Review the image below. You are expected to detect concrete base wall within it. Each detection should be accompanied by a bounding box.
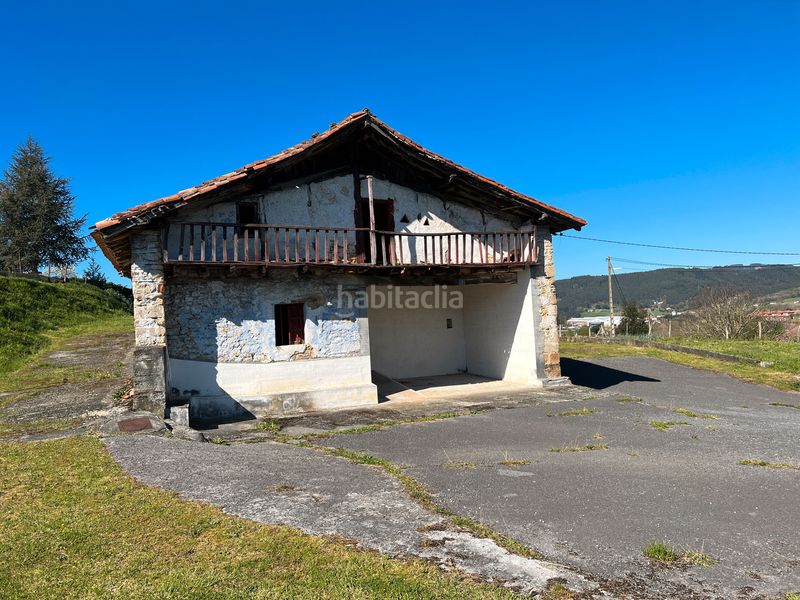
[368,286,466,379]
[133,346,168,415]
[169,356,378,419]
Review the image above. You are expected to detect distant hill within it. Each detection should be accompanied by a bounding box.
[556,264,800,319]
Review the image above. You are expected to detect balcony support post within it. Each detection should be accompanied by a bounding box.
[365,175,377,265]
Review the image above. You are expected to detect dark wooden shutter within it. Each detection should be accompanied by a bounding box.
[286,304,304,344]
[275,303,305,346]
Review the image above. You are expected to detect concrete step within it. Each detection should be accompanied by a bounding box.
[371,371,425,403]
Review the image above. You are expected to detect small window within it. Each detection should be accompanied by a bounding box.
[275,303,305,346]
[237,202,259,225]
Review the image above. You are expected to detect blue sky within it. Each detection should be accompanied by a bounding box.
[2,1,798,283]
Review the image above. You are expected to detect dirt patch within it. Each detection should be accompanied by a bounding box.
[1,331,134,430]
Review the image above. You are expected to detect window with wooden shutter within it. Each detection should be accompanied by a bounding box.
[275,303,305,346]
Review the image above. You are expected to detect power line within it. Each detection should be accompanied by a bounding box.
[612,269,629,306]
[611,257,800,270]
[556,233,800,256]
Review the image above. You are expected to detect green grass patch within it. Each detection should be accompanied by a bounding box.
[614,396,642,403]
[671,338,800,374]
[643,541,716,567]
[256,418,281,434]
[739,458,800,471]
[785,593,800,600]
[683,549,718,567]
[0,276,131,375]
[541,580,577,599]
[0,437,520,599]
[674,408,719,420]
[642,541,680,562]
[561,341,800,392]
[547,408,593,417]
[650,420,689,431]
[673,408,697,417]
[549,444,607,453]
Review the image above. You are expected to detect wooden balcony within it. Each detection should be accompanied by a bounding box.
[161,223,538,270]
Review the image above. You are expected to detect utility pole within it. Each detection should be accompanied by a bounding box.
[607,256,615,337]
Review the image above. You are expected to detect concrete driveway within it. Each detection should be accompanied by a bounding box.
[331,357,800,598]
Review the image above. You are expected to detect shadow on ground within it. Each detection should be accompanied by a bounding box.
[561,357,660,389]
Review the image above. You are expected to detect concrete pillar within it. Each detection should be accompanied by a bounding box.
[130,230,168,414]
[532,228,563,381]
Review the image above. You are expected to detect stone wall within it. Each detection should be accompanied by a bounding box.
[532,229,562,380]
[130,230,168,413]
[163,271,368,364]
[132,231,166,345]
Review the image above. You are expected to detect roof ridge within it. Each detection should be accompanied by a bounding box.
[94,109,585,233]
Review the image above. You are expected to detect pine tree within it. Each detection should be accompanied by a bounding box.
[0,137,88,273]
[618,303,649,336]
[83,257,107,286]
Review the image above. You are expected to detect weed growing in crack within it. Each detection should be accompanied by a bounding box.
[674,408,719,420]
[294,442,542,560]
[643,541,716,567]
[541,579,576,599]
[499,451,530,466]
[650,420,689,431]
[770,402,800,410]
[550,444,607,453]
[739,458,800,471]
[547,408,593,417]
[256,419,281,434]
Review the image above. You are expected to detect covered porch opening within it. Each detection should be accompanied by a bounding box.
[367,271,541,402]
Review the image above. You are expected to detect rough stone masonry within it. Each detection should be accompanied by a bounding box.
[130,229,168,413]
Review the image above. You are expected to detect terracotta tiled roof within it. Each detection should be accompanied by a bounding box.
[92,110,586,274]
[94,109,585,232]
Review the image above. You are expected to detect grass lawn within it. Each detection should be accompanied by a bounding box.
[669,338,800,374]
[561,340,800,392]
[0,276,131,375]
[0,437,519,599]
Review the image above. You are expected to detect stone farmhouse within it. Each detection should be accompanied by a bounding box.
[92,110,587,422]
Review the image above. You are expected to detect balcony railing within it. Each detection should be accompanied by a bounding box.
[162,223,538,268]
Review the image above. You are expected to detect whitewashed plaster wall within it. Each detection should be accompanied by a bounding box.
[359,178,524,264]
[462,271,540,385]
[164,176,525,263]
[367,285,466,379]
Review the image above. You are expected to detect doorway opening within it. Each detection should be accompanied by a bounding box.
[356,198,394,263]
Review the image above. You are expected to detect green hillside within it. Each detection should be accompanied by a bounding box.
[556,264,800,319]
[0,276,132,374]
